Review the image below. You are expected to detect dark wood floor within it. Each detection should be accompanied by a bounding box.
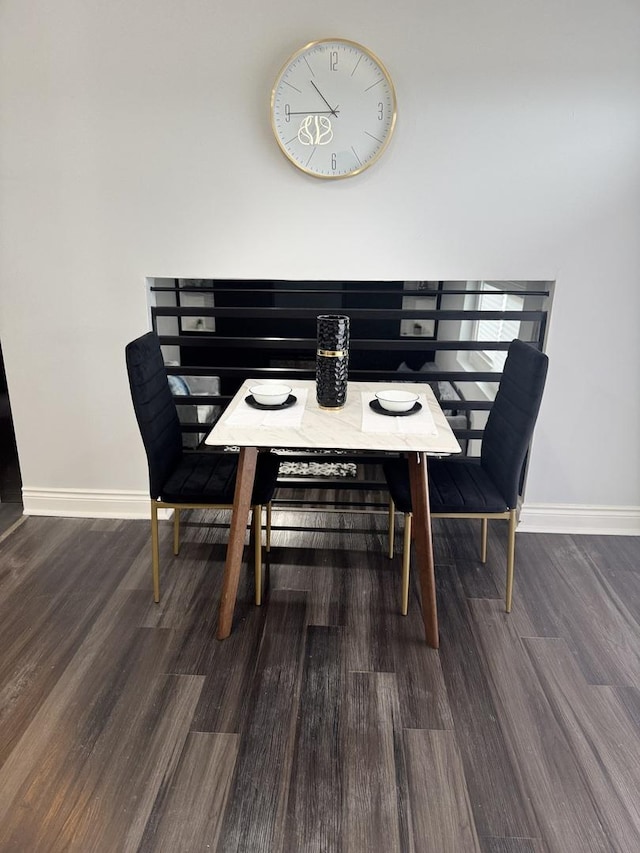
[0,497,639,851]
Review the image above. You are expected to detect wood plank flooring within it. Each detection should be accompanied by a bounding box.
[0,503,639,851]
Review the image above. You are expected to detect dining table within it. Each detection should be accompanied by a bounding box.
[204,379,461,647]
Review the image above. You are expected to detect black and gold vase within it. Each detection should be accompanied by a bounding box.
[316,314,350,409]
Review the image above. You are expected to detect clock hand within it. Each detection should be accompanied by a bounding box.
[287,109,340,115]
[310,80,339,117]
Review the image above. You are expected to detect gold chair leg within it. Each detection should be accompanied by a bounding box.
[253,504,263,606]
[388,498,395,558]
[151,500,160,603]
[401,512,412,615]
[505,509,517,612]
[173,507,181,556]
[266,502,272,552]
[480,517,488,563]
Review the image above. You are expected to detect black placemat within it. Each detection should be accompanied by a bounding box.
[369,399,422,417]
[245,394,297,411]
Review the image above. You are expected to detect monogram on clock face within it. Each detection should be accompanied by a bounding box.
[271,39,397,179]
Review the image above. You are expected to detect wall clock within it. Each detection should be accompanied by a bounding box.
[270,38,397,179]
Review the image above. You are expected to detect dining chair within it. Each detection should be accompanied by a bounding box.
[384,339,549,615]
[125,331,280,604]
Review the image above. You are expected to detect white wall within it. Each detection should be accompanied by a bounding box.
[1,0,639,530]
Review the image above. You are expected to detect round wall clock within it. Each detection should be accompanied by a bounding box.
[270,38,397,179]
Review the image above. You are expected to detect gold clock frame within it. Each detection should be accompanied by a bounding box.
[270,38,397,180]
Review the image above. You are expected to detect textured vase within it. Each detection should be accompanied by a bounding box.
[316,314,350,409]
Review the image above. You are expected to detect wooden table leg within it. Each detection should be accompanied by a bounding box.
[217,446,258,639]
[407,452,439,648]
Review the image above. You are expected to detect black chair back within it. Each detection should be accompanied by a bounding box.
[125,331,183,499]
[481,339,549,506]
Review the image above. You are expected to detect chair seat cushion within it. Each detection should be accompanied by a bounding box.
[160,451,280,506]
[383,457,509,515]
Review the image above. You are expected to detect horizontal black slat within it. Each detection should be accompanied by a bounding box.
[161,335,314,349]
[151,284,550,298]
[158,334,540,351]
[174,393,492,412]
[274,476,373,487]
[153,305,545,322]
[172,394,229,405]
[167,365,313,378]
[272,497,390,509]
[181,424,481,442]
[272,451,392,463]
[441,400,493,411]
[167,364,504,383]
[179,423,215,433]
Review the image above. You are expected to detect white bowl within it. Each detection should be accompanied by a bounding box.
[249,384,292,406]
[375,389,419,412]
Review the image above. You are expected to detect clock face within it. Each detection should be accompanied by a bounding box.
[271,39,397,179]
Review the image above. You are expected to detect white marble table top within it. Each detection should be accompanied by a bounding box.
[205,379,461,456]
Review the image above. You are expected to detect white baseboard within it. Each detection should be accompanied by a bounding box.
[519,503,640,535]
[19,489,640,536]
[22,488,152,519]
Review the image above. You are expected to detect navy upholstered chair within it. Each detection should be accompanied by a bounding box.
[384,339,549,615]
[126,331,280,604]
